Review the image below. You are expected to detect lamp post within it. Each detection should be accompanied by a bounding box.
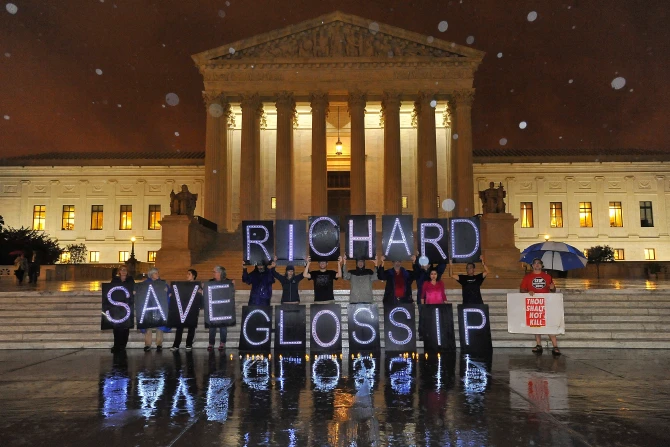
[544,235,550,242]
[335,106,343,155]
[126,236,138,278]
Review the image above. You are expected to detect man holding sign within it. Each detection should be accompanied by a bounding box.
[520,258,560,356]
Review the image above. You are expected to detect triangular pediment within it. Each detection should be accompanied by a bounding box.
[192,11,484,64]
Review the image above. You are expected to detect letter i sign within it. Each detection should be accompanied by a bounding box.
[525,297,546,328]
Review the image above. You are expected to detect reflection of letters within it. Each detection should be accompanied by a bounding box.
[171,377,196,417]
[206,377,232,422]
[137,371,166,418]
[311,356,340,392]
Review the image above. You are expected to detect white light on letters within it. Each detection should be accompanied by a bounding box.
[312,356,340,392]
[463,354,488,393]
[102,374,129,417]
[388,307,413,345]
[463,308,487,345]
[242,358,270,391]
[385,218,411,256]
[352,307,377,345]
[208,284,232,322]
[309,216,339,257]
[420,222,447,260]
[206,377,232,421]
[139,284,167,324]
[172,284,199,324]
[389,357,413,395]
[450,219,480,259]
[246,224,271,261]
[105,286,131,324]
[311,309,341,348]
[242,309,271,346]
[279,310,302,345]
[171,376,196,417]
[352,356,377,391]
[137,371,165,418]
[288,223,294,261]
[348,219,374,259]
[435,308,442,346]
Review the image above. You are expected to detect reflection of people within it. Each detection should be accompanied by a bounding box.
[110,266,134,353]
[28,252,40,284]
[14,253,28,285]
[420,268,447,304]
[171,269,200,352]
[242,260,276,306]
[141,267,171,352]
[448,256,489,305]
[304,256,342,303]
[377,255,415,305]
[207,266,232,352]
[271,256,306,304]
[342,255,378,303]
[520,258,560,356]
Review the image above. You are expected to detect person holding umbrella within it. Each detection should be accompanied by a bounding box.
[520,258,560,356]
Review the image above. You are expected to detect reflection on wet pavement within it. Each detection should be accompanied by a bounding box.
[0,348,669,446]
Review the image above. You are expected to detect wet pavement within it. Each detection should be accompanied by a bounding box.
[0,348,668,446]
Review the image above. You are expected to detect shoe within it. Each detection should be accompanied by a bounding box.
[144,346,151,352]
[185,345,192,351]
[218,343,225,352]
[169,346,179,352]
[531,345,543,354]
[156,345,162,352]
[207,345,214,352]
[110,346,117,353]
[552,347,562,356]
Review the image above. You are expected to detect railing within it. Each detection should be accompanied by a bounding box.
[195,215,218,232]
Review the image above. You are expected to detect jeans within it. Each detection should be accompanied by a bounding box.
[173,327,196,348]
[208,326,227,346]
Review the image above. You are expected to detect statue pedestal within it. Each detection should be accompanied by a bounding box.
[479,212,523,288]
[155,215,217,279]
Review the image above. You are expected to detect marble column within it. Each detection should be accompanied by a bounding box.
[310,93,329,216]
[203,93,230,231]
[451,89,475,217]
[381,92,402,215]
[348,91,367,215]
[240,94,263,222]
[275,92,296,220]
[415,92,438,218]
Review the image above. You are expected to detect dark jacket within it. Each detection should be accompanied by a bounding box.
[272,270,304,303]
[377,266,414,304]
[413,261,447,301]
[242,267,275,306]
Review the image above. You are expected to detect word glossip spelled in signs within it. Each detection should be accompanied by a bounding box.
[243,215,481,265]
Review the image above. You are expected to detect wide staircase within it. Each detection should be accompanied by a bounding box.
[1,289,669,350]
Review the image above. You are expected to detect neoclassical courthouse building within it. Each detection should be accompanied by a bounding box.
[1,12,669,265]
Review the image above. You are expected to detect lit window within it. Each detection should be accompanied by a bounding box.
[549,202,563,228]
[271,197,277,210]
[613,249,624,260]
[640,201,654,227]
[91,205,104,230]
[61,205,75,230]
[120,205,132,230]
[401,196,408,209]
[609,201,623,227]
[89,251,100,263]
[33,205,46,230]
[59,251,71,263]
[119,251,130,262]
[148,205,161,230]
[147,251,157,262]
[644,248,656,260]
[520,202,533,228]
[579,202,593,227]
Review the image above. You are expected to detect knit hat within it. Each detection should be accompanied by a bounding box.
[285,265,295,272]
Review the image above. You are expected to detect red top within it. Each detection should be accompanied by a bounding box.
[520,272,554,293]
[394,269,405,298]
[421,281,447,304]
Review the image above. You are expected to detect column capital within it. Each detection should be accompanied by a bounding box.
[202,91,225,107]
[240,93,263,117]
[309,92,329,116]
[414,91,436,111]
[275,91,296,110]
[451,89,476,107]
[347,90,367,113]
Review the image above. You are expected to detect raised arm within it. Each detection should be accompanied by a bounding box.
[341,254,351,280]
[242,265,252,285]
[481,255,489,278]
[377,256,386,280]
[303,256,311,279]
[448,259,459,281]
[335,256,343,279]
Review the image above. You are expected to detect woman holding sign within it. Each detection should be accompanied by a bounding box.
[170,269,200,352]
[420,268,448,305]
[110,266,134,353]
[520,258,560,356]
[208,265,232,352]
[271,256,306,304]
[141,267,171,352]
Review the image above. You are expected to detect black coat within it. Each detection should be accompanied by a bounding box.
[377,267,414,304]
[272,270,304,303]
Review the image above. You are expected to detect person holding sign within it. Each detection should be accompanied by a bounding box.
[170,269,200,352]
[377,255,415,305]
[271,256,306,304]
[208,265,233,351]
[242,260,276,306]
[520,258,560,356]
[414,255,447,340]
[420,268,447,304]
[110,266,134,353]
[448,256,489,305]
[141,267,171,352]
[304,256,342,303]
[342,255,378,303]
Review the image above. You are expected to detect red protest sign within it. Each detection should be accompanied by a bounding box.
[525,297,546,327]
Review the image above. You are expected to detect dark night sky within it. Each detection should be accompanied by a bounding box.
[1,0,668,157]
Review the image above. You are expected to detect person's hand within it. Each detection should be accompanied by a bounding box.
[338,256,343,264]
[528,290,535,296]
[343,254,347,261]
[449,258,453,265]
[381,255,386,263]
[410,255,416,263]
[307,256,311,263]
[274,255,278,262]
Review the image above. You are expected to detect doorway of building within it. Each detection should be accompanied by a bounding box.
[327,171,350,227]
